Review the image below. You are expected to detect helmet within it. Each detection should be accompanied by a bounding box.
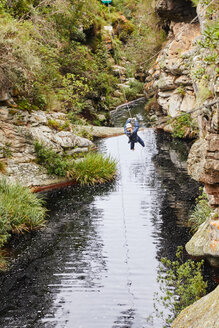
[126,123,132,129]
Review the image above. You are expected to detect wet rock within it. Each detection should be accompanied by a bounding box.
[171,285,219,328]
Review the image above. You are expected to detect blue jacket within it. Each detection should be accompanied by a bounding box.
[124,118,139,142]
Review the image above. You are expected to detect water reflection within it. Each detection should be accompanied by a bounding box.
[0,128,214,328]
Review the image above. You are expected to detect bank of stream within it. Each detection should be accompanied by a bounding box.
[0,101,217,328]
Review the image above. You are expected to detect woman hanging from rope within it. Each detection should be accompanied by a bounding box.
[124,118,145,151]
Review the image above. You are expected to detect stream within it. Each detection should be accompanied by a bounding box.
[0,102,216,327]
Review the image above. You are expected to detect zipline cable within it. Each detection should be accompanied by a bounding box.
[116,134,135,310]
[155,99,219,126]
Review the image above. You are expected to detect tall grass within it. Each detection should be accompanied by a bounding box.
[0,178,47,248]
[69,153,117,185]
[35,142,117,185]
[188,189,211,233]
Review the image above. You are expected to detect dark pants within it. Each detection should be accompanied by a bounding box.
[130,136,145,150]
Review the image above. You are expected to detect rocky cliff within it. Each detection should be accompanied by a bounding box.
[144,0,219,266]
[144,0,219,326]
[0,106,123,189]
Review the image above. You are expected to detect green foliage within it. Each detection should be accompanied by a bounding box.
[191,0,199,7]
[34,142,117,185]
[176,86,186,96]
[0,0,166,116]
[0,178,47,249]
[154,246,208,326]
[198,22,219,49]
[17,98,32,111]
[189,188,211,233]
[171,114,198,139]
[191,66,206,80]
[58,73,90,110]
[68,153,117,185]
[0,142,12,158]
[34,142,70,176]
[204,52,217,63]
[68,111,88,125]
[124,80,144,100]
[73,126,93,141]
[47,119,70,131]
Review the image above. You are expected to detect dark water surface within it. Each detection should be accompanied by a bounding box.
[0,125,210,328]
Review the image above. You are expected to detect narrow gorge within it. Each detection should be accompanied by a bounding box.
[0,0,218,327]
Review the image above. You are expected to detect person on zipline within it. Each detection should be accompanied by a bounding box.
[124,118,145,150]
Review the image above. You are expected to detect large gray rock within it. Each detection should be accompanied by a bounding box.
[0,108,96,187]
[185,219,209,257]
[187,138,207,182]
[171,285,219,328]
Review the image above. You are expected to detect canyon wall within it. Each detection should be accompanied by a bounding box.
[144,0,219,266]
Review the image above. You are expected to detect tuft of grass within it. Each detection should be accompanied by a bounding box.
[34,142,117,185]
[0,161,6,173]
[68,153,117,185]
[188,189,211,233]
[0,178,47,248]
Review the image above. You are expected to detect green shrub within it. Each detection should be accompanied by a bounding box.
[73,126,93,141]
[68,153,117,185]
[34,142,70,176]
[34,142,117,185]
[0,143,12,158]
[0,178,47,248]
[124,80,144,100]
[154,246,207,326]
[189,189,211,233]
[199,22,219,49]
[171,114,198,139]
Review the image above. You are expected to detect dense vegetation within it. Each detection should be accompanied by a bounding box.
[34,141,117,185]
[0,178,47,269]
[153,246,207,327]
[0,0,165,124]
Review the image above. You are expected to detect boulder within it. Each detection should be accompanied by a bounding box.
[180,92,196,112]
[171,285,219,328]
[157,72,176,91]
[187,138,207,182]
[185,219,210,257]
[168,93,183,117]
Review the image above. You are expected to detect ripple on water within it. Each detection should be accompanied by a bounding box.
[0,127,211,328]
